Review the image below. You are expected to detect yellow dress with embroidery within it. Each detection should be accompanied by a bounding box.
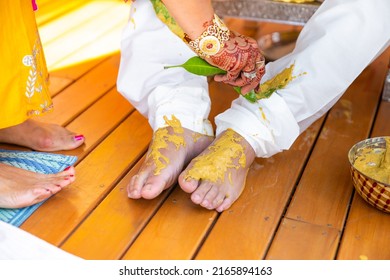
[0,0,52,129]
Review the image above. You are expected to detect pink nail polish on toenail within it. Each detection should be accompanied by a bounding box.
[74,135,84,141]
[64,166,71,171]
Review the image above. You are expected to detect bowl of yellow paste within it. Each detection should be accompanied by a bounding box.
[348,137,390,213]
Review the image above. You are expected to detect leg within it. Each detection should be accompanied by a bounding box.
[180,0,390,211]
[0,1,85,152]
[179,129,255,212]
[0,164,75,208]
[117,1,214,199]
[128,116,213,199]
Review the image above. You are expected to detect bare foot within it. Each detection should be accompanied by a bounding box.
[0,164,76,208]
[0,119,85,152]
[128,116,213,200]
[178,129,255,212]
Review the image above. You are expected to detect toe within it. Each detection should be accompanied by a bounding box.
[201,186,219,209]
[127,175,143,199]
[216,196,234,212]
[140,181,166,199]
[178,172,199,193]
[29,188,53,205]
[65,134,85,150]
[211,192,226,209]
[191,182,212,205]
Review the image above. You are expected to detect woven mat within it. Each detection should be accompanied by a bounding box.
[0,149,77,227]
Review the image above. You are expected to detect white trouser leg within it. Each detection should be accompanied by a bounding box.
[215,0,390,157]
[117,0,213,136]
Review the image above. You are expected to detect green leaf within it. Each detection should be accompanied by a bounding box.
[255,86,282,100]
[165,56,260,103]
[233,87,257,103]
[164,56,226,76]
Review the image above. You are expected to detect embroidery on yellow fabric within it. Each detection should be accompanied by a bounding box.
[24,36,52,116]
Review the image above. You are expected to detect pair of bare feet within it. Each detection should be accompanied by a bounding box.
[0,119,84,209]
[128,124,255,212]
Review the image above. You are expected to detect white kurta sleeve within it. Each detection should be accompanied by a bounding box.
[117,0,214,136]
[215,0,390,157]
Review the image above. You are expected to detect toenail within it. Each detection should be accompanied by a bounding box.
[74,135,84,141]
[129,190,138,197]
[64,166,71,171]
[201,200,209,207]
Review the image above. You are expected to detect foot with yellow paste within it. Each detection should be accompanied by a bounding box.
[127,115,214,200]
[178,129,255,212]
[0,164,75,208]
[0,119,85,152]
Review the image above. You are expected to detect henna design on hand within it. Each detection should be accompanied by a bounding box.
[209,31,266,95]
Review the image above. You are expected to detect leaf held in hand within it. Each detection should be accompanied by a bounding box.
[233,87,257,103]
[164,56,226,76]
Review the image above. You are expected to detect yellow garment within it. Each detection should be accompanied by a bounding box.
[0,0,52,129]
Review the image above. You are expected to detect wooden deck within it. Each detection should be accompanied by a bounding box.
[4,0,390,260]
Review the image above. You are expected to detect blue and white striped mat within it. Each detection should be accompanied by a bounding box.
[0,149,77,227]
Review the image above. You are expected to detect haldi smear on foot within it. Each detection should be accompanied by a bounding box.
[185,129,246,184]
[147,115,185,175]
[353,138,390,184]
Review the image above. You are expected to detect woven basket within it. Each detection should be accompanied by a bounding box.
[348,137,390,213]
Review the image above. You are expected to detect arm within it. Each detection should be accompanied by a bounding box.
[161,0,214,39]
[161,0,266,94]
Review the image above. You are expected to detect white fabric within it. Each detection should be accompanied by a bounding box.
[117,0,213,136]
[0,221,81,260]
[117,0,390,157]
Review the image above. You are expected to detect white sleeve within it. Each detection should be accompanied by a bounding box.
[117,0,214,136]
[215,0,390,157]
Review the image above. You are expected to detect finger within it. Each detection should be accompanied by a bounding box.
[240,78,261,94]
[240,67,265,94]
[241,52,258,73]
[255,54,266,71]
[214,70,241,83]
[240,68,265,94]
[223,71,253,87]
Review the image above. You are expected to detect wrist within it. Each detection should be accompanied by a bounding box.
[184,14,230,58]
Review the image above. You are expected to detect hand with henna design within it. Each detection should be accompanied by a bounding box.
[155,0,265,95]
[207,31,265,95]
[183,13,266,96]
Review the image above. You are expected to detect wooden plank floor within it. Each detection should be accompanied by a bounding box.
[4,0,389,260]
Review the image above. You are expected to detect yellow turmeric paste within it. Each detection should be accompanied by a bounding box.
[147,115,185,175]
[353,138,390,184]
[184,129,246,184]
[256,63,305,100]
